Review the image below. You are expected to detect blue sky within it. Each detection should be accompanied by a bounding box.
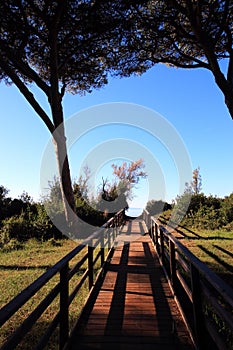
[1,62,233,208]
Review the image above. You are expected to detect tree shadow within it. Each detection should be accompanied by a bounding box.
[126,221,132,235]
[159,216,201,239]
[197,245,233,274]
[213,244,233,259]
[139,221,147,235]
[0,315,60,350]
[0,264,51,271]
[70,240,194,349]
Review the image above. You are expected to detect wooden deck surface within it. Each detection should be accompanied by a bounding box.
[69,219,194,350]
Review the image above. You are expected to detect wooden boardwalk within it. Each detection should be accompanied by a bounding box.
[69,219,194,350]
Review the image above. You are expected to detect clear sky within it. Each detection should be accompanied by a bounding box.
[1,61,233,209]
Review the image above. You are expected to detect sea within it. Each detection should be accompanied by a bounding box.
[125,207,143,218]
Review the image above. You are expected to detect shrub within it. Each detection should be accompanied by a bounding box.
[1,238,23,252]
[0,229,10,246]
[0,214,32,242]
[146,200,172,216]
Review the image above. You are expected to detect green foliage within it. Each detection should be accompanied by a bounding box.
[220,193,233,224]
[170,192,192,226]
[43,177,64,218]
[73,165,91,201]
[0,1,123,92]
[76,198,105,227]
[187,205,225,230]
[171,192,233,230]
[0,186,63,246]
[0,214,31,243]
[146,200,171,216]
[0,185,11,221]
[109,1,233,118]
[31,203,60,241]
[0,185,8,200]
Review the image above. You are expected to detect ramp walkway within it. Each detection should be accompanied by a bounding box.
[68,219,194,350]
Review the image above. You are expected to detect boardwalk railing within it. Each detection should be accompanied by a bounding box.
[143,209,233,350]
[0,210,125,350]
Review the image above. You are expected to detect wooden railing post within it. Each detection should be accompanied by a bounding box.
[60,263,69,350]
[146,212,150,230]
[190,263,205,349]
[88,243,94,290]
[169,240,177,291]
[151,222,155,243]
[155,223,159,252]
[160,226,165,264]
[114,217,118,240]
[101,233,105,267]
[107,227,111,251]
[116,213,119,228]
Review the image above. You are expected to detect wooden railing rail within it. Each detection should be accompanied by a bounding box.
[0,209,125,350]
[143,209,233,350]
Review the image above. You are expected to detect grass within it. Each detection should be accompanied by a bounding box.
[179,229,233,287]
[160,216,233,288]
[0,238,95,350]
[0,238,78,306]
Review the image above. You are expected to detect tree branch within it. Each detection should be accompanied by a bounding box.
[227,53,233,85]
[171,42,210,69]
[0,40,50,96]
[0,60,54,134]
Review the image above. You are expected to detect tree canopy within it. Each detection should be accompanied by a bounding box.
[0,1,123,127]
[110,0,233,119]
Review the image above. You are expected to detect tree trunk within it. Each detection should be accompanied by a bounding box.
[200,38,233,120]
[48,20,77,230]
[53,125,76,227]
[225,55,233,119]
[223,87,233,120]
[211,69,233,120]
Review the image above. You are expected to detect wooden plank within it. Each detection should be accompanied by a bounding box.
[69,219,194,350]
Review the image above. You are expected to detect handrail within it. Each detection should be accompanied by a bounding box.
[143,209,233,350]
[0,209,125,350]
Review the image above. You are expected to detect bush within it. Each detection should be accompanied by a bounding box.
[0,206,64,243]
[0,229,10,246]
[146,200,171,216]
[194,205,224,230]
[1,238,23,252]
[0,214,32,242]
[31,204,61,241]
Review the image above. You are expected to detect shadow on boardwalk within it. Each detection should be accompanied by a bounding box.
[69,219,194,350]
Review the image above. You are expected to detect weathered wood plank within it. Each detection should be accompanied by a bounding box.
[69,219,194,350]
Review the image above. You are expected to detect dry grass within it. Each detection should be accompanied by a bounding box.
[0,238,92,349]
